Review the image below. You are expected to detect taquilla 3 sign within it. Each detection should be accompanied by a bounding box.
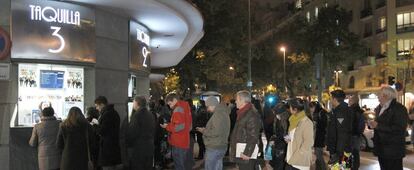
[11,0,96,63]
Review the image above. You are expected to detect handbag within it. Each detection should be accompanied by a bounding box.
[86,129,94,170]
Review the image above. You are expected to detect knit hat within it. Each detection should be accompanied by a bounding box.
[205,96,219,107]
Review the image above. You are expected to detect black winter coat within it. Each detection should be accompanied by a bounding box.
[127,107,156,168]
[313,109,328,148]
[98,104,122,166]
[373,99,408,159]
[350,104,364,136]
[327,102,353,156]
[57,123,95,170]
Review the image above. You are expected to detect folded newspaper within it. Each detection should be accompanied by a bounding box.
[235,143,259,159]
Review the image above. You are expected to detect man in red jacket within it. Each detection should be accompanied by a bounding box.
[161,93,192,170]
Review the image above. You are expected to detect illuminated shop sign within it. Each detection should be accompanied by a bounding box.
[130,21,151,71]
[11,0,96,63]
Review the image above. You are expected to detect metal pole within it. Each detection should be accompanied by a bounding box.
[283,50,286,93]
[247,0,252,92]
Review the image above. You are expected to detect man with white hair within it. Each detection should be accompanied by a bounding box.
[369,86,408,170]
[230,90,261,170]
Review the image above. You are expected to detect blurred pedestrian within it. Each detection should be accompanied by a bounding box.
[86,107,100,170]
[196,96,230,170]
[348,95,365,170]
[369,86,408,170]
[160,94,192,170]
[230,90,261,170]
[408,101,414,149]
[309,101,327,170]
[285,98,314,170]
[94,96,122,170]
[269,102,290,170]
[327,90,353,167]
[195,100,208,159]
[29,107,61,170]
[57,107,95,170]
[127,96,155,169]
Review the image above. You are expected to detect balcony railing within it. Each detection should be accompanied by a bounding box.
[376,0,386,9]
[376,27,387,34]
[397,24,414,34]
[396,0,414,8]
[363,31,373,38]
[397,50,412,60]
[360,8,373,19]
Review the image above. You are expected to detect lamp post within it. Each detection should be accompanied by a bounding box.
[334,70,342,87]
[247,0,252,92]
[280,47,287,93]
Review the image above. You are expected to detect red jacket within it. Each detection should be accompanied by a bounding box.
[166,101,192,149]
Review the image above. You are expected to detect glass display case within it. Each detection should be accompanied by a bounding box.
[17,63,84,126]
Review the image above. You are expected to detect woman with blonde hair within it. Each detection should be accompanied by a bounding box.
[57,107,94,170]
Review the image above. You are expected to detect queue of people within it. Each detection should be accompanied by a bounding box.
[28,86,409,170]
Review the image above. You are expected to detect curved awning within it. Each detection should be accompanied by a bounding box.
[66,0,204,68]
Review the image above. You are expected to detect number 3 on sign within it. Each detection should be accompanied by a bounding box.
[48,26,65,53]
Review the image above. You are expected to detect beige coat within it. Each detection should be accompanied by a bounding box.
[286,116,314,167]
[29,117,62,170]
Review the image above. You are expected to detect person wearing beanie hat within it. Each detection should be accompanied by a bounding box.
[327,90,353,168]
[196,96,230,170]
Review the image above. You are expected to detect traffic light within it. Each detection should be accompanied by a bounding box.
[388,76,395,85]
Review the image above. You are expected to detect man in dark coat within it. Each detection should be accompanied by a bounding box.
[348,95,365,170]
[127,96,155,169]
[369,86,408,170]
[230,90,262,170]
[94,96,122,169]
[327,90,353,166]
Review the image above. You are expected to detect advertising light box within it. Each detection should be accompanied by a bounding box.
[11,0,96,63]
[18,63,84,126]
[129,21,151,72]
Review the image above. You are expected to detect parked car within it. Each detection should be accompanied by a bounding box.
[360,110,412,151]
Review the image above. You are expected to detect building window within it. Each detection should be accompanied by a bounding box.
[306,12,311,22]
[366,74,373,87]
[380,42,387,55]
[397,12,414,33]
[296,0,302,9]
[364,22,373,37]
[397,39,414,59]
[315,7,319,18]
[377,17,386,33]
[349,76,355,89]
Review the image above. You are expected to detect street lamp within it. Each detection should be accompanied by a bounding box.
[280,46,287,93]
[334,70,342,87]
[229,66,235,70]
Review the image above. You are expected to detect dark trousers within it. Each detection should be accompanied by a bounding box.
[285,164,300,170]
[130,154,153,170]
[351,135,360,170]
[238,160,258,170]
[195,132,205,158]
[378,157,403,170]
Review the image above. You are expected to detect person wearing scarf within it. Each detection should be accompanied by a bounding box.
[285,98,314,170]
[230,90,262,170]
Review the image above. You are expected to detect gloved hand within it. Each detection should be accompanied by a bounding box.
[328,153,339,165]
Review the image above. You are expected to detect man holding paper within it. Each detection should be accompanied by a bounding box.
[230,90,262,170]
